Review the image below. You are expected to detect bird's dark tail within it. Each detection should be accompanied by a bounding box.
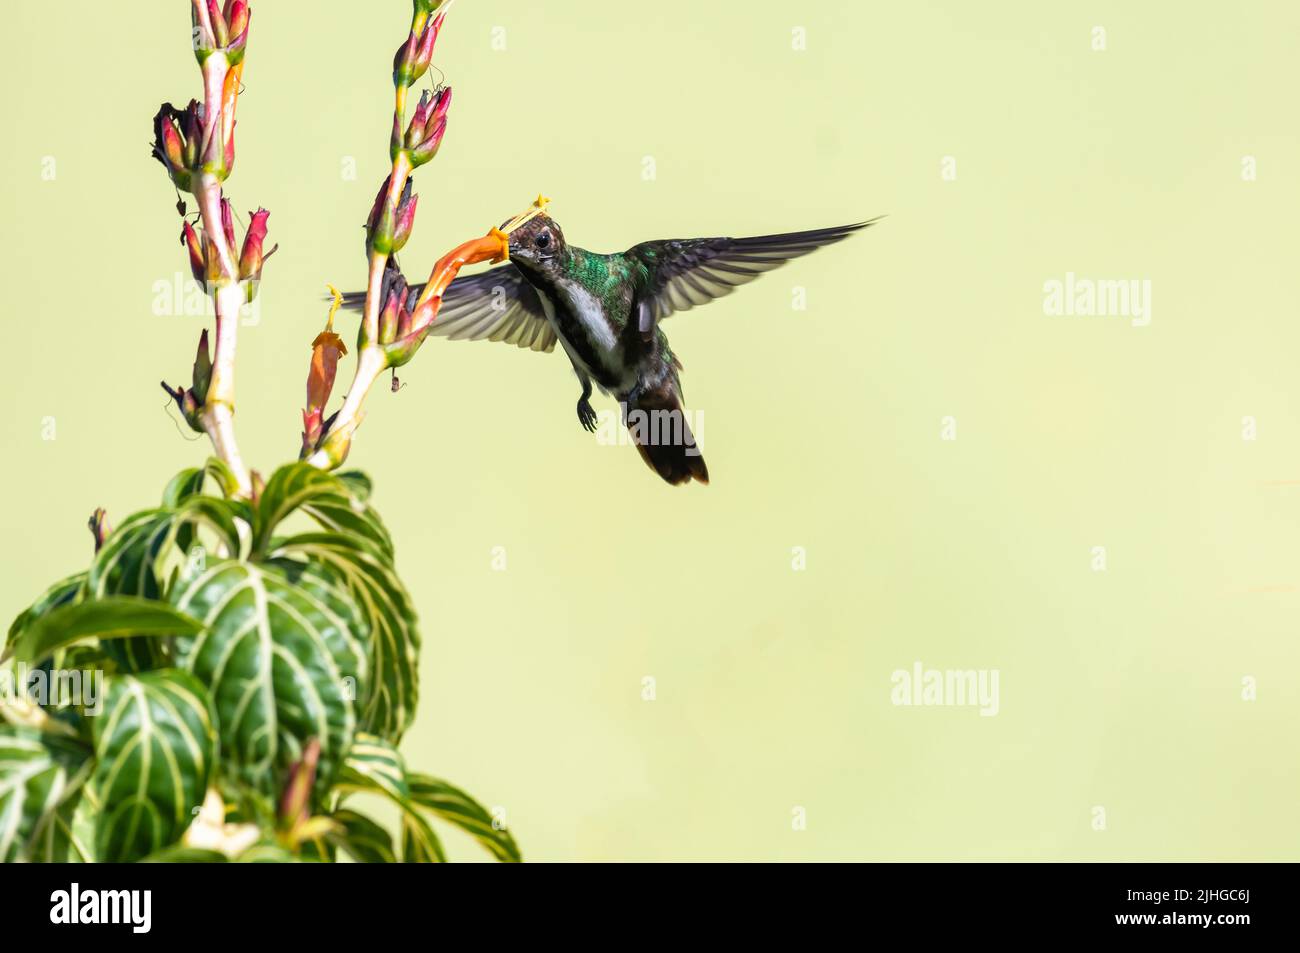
[623,381,709,486]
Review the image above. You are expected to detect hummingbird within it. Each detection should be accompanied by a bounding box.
[344,213,877,485]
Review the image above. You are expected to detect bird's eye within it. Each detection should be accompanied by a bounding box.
[536,232,551,250]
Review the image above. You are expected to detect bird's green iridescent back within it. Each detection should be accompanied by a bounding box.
[565,247,675,360]
[565,249,633,326]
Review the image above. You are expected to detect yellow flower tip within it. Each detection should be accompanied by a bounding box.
[499,195,554,237]
[324,283,343,333]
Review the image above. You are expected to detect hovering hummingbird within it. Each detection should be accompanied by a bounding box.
[344,212,877,485]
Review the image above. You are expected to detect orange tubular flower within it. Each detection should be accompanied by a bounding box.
[407,230,510,336]
[302,288,350,458]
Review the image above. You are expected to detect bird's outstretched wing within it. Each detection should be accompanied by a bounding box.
[628,219,879,322]
[340,263,557,353]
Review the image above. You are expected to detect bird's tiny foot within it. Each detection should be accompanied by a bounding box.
[577,398,598,433]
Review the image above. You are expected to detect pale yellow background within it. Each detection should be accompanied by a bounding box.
[2,1,1298,861]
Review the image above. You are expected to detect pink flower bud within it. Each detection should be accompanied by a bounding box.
[391,189,418,254]
[429,85,453,128]
[405,89,435,150]
[225,0,250,47]
[410,116,447,166]
[365,175,391,245]
[207,0,229,47]
[378,286,402,344]
[181,221,206,284]
[160,117,184,168]
[394,10,446,86]
[153,104,193,191]
[410,17,440,83]
[239,208,270,281]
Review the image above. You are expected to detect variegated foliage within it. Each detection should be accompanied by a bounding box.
[1,461,517,862]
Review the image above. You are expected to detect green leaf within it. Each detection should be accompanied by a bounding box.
[171,559,368,795]
[162,467,206,507]
[408,773,521,863]
[87,501,242,671]
[88,509,173,600]
[92,670,217,863]
[335,471,373,501]
[0,726,93,862]
[333,734,442,863]
[5,596,203,666]
[33,785,99,862]
[203,457,243,499]
[330,808,396,863]
[253,463,392,559]
[335,732,409,802]
[172,495,244,561]
[167,457,241,501]
[400,808,446,863]
[162,457,248,507]
[177,459,255,528]
[272,533,418,740]
[5,573,85,659]
[87,510,175,670]
[90,503,243,602]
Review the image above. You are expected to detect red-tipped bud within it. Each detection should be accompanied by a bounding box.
[365,175,391,250]
[405,89,435,150]
[162,381,205,433]
[239,208,270,281]
[429,85,452,128]
[391,189,418,254]
[405,87,452,160]
[379,286,402,345]
[207,0,229,47]
[181,221,206,285]
[410,17,440,84]
[152,104,193,192]
[225,0,250,48]
[396,299,415,341]
[160,118,184,168]
[410,116,447,167]
[88,508,111,554]
[393,11,441,89]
